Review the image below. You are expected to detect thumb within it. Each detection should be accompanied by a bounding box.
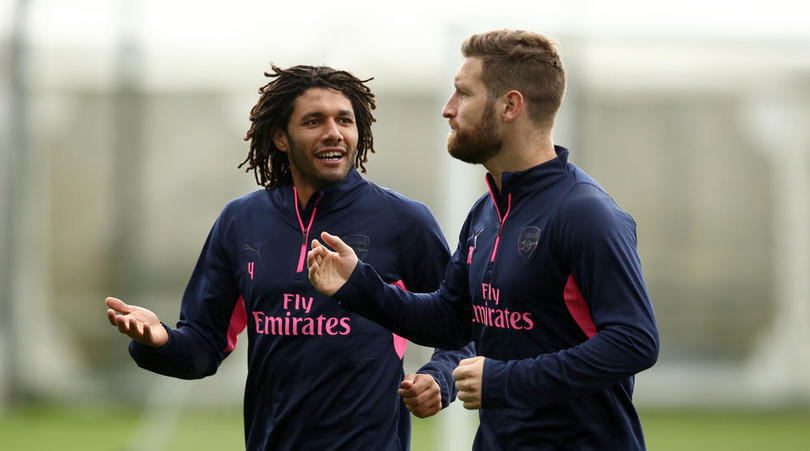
[401,373,417,389]
[105,297,133,314]
[320,231,354,255]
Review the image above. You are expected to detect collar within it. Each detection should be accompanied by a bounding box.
[273,168,367,216]
[485,145,570,202]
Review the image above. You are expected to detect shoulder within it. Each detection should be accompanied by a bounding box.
[556,181,635,241]
[469,192,492,214]
[220,189,272,216]
[210,189,274,234]
[362,181,440,225]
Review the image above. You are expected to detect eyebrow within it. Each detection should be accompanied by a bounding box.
[300,109,355,120]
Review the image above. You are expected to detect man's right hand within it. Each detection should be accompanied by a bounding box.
[307,231,358,296]
[105,297,169,347]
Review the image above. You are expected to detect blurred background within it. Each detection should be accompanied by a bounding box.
[2,0,810,450]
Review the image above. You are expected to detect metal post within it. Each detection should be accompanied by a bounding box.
[1,0,31,408]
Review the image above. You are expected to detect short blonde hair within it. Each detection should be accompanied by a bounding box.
[462,30,566,126]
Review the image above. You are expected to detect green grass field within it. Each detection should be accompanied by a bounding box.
[1,404,809,450]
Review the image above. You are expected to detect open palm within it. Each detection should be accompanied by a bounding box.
[105,296,168,347]
[307,231,359,296]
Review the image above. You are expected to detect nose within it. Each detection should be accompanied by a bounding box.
[322,118,343,143]
[442,94,456,119]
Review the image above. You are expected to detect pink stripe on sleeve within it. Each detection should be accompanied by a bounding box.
[224,296,247,352]
[563,276,597,339]
[390,280,409,360]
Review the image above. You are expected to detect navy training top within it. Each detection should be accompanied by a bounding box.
[128,169,474,450]
[334,147,659,450]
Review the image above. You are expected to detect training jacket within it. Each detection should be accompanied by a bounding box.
[128,169,473,451]
[334,147,660,450]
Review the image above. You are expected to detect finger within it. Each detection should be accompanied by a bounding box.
[308,241,324,257]
[130,317,144,337]
[106,309,119,326]
[401,373,417,387]
[135,321,147,338]
[457,357,478,366]
[307,244,319,268]
[402,396,420,410]
[453,356,483,379]
[409,393,441,418]
[410,374,434,390]
[116,316,130,335]
[308,261,319,283]
[306,248,317,269]
[412,387,438,405]
[320,231,353,255]
[398,377,416,397]
[308,245,326,267]
[452,365,467,381]
[105,297,133,314]
[454,379,468,392]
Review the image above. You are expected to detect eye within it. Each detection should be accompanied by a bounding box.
[304,119,319,126]
[339,117,354,124]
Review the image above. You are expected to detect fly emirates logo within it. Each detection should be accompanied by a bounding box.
[473,283,534,330]
[252,292,351,337]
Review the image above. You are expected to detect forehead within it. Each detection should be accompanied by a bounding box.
[454,57,484,87]
[292,87,354,116]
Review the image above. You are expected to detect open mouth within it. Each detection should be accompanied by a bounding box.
[315,147,347,161]
[317,151,344,161]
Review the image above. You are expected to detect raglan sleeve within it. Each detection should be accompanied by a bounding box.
[399,202,477,408]
[333,209,475,350]
[128,208,244,379]
[482,184,659,409]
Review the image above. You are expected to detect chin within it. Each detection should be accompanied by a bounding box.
[320,166,352,184]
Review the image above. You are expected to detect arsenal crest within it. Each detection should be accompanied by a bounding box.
[517,226,542,262]
[343,234,370,259]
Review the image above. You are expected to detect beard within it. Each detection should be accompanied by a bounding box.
[285,138,356,189]
[447,99,502,164]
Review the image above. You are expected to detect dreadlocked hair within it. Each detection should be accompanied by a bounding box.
[239,64,376,189]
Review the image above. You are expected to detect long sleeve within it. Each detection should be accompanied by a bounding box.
[335,215,476,350]
[482,183,659,409]
[417,342,476,407]
[393,203,476,407]
[129,212,242,379]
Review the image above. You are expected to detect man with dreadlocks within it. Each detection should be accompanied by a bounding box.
[105,64,474,451]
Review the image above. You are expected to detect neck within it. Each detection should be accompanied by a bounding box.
[294,185,316,211]
[484,132,556,191]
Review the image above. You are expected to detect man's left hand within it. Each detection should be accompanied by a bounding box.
[452,356,485,410]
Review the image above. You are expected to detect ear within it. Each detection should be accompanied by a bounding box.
[501,90,524,123]
[273,128,289,152]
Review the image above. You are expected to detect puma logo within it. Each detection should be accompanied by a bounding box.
[243,242,266,262]
[472,227,485,247]
[467,227,485,264]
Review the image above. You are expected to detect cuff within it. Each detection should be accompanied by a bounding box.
[332,261,376,310]
[481,357,512,409]
[128,323,174,359]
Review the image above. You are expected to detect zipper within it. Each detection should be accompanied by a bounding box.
[485,178,512,263]
[293,187,321,273]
